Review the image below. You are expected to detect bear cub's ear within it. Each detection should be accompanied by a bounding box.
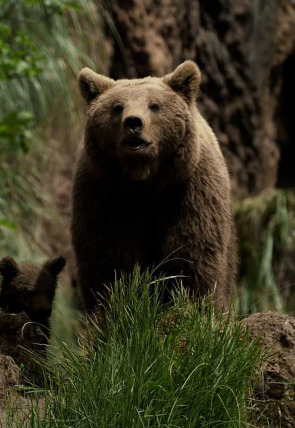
[162,60,201,104]
[78,67,115,104]
[0,257,19,280]
[44,256,66,278]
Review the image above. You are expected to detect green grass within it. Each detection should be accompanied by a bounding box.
[6,268,263,428]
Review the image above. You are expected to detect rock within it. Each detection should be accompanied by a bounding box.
[0,355,21,427]
[0,353,45,427]
[242,311,295,427]
[0,355,20,401]
[104,0,295,198]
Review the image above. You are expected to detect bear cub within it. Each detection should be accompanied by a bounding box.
[0,256,66,332]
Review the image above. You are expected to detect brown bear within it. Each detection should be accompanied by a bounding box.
[72,60,237,314]
[0,256,66,332]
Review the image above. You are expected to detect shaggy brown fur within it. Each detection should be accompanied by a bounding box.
[0,256,66,331]
[72,60,237,314]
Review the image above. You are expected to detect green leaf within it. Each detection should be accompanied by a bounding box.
[0,219,18,230]
[0,111,35,153]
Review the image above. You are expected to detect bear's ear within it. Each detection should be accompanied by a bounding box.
[162,61,201,104]
[44,256,66,278]
[0,257,19,281]
[78,67,115,104]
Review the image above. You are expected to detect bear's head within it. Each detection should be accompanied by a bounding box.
[79,61,201,183]
[0,256,66,325]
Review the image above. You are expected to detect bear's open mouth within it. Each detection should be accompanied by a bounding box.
[122,137,151,151]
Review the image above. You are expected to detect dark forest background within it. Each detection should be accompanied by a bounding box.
[1,0,295,337]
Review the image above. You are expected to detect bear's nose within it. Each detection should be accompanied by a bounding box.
[124,115,144,134]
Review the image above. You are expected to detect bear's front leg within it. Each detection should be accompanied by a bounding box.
[155,181,234,314]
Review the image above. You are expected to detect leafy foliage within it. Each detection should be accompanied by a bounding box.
[0,8,41,153]
[0,0,96,150]
[0,23,44,81]
[0,111,34,153]
[0,0,100,257]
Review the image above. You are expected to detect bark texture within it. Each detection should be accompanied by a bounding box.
[103,0,295,198]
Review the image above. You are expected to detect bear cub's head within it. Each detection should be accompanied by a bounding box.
[79,61,201,182]
[0,256,66,327]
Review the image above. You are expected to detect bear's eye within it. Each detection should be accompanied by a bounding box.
[149,103,161,112]
[113,103,124,114]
